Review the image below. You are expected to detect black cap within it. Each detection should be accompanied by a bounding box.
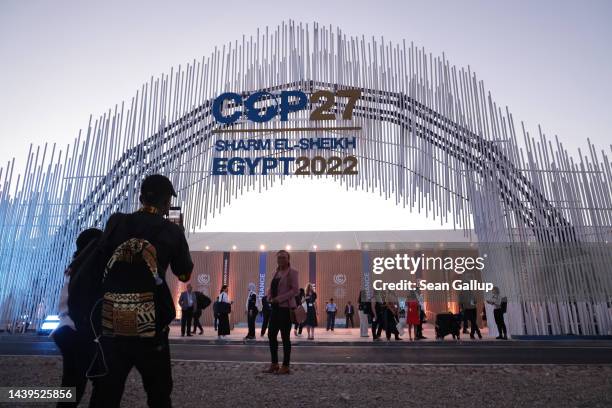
[140,174,177,200]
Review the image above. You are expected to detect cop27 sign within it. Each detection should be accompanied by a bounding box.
[211,89,362,176]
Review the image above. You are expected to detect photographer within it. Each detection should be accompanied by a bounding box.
[91,174,193,408]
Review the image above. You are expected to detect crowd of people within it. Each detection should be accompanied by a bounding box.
[48,173,509,407]
[178,281,508,344]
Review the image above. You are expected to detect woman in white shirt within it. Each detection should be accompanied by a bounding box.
[486,286,508,339]
[217,285,232,339]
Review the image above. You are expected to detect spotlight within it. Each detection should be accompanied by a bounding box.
[336,244,342,250]
[232,245,237,250]
[286,245,292,250]
[259,244,266,251]
[204,245,210,250]
[38,315,60,335]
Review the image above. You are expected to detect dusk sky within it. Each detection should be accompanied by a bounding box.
[1,0,610,231]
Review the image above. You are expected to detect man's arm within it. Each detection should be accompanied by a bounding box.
[170,224,194,283]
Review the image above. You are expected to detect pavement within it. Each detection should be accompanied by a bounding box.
[2,326,612,365]
[2,326,612,407]
[1,356,611,408]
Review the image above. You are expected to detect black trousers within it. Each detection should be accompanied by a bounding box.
[191,310,203,333]
[261,312,270,336]
[268,306,292,366]
[374,312,385,338]
[53,326,89,407]
[247,308,257,337]
[494,309,507,338]
[345,314,354,328]
[326,312,336,330]
[217,312,230,336]
[181,309,193,335]
[92,334,172,408]
[465,308,481,337]
[461,310,469,332]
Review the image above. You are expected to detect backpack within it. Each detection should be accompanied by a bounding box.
[195,292,211,311]
[100,217,175,339]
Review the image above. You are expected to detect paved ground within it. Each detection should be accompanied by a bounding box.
[166,324,480,342]
[2,334,612,364]
[1,356,611,408]
[2,332,612,407]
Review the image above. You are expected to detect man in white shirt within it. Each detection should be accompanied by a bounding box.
[179,284,196,337]
[326,298,337,331]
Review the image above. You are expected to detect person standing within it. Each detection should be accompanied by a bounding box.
[245,283,258,340]
[217,285,232,340]
[326,298,337,331]
[458,290,470,334]
[344,301,355,328]
[487,286,508,340]
[263,250,299,375]
[414,287,427,340]
[191,291,207,335]
[373,293,385,340]
[384,298,402,341]
[52,228,102,408]
[464,290,482,339]
[293,288,305,337]
[91,174,193,408]
[406,292,420,341]
[260,295,272,337]
[179,284,196,337]
[304,283,318,340]
[357,290,371,337]
[212,297,219,331]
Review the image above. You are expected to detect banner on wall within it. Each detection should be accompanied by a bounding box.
[222,251,230,286]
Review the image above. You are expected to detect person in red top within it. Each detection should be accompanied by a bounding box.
[263,250,299,375]
[406,292,420,341]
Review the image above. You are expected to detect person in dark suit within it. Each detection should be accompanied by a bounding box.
[190,291,206,335]
[260,295,272,337]
[179,284,196,336]
[245,283,258,340]
[344,301,355,328]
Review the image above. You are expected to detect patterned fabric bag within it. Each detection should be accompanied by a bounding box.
[101,238,163,338]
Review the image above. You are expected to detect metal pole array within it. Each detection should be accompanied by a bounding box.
[0,21,610,335]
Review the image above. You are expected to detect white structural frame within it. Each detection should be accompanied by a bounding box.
[0,21,610,335]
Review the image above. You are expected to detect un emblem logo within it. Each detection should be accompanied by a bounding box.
[197,274,210,285]
[333,274,347,285]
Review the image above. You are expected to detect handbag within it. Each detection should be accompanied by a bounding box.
[218,301,231,314]
[291,304,307,324]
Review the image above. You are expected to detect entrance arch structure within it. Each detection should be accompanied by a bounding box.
[0,21,610,335]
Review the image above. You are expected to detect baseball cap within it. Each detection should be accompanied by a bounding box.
[140,174,177,199]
